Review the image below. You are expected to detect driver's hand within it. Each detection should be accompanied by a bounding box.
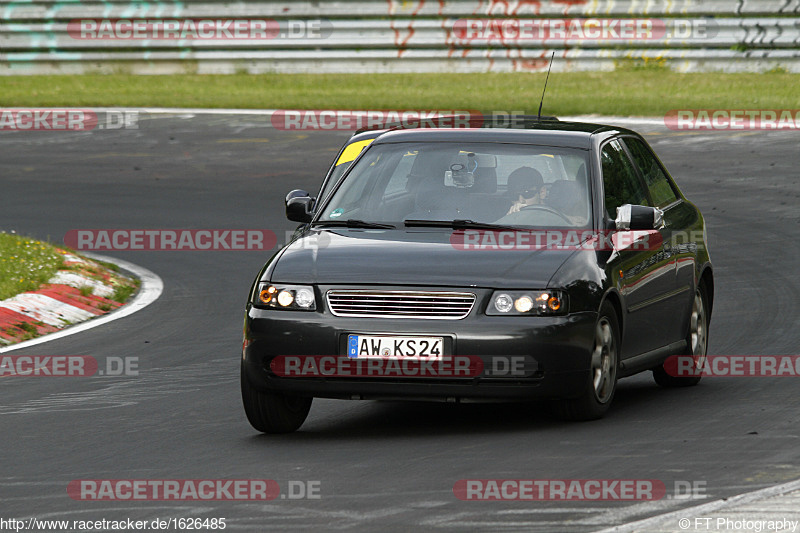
[507,201,524,215]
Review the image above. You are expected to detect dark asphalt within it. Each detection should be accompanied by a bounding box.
[1,114,799,532]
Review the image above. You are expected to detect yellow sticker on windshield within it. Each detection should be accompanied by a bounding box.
[336,139,375,166]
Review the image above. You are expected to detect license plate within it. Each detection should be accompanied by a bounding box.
[347,335,444,360]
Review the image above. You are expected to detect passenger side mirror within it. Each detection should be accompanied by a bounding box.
[615,204,664,231]
[285,190,314,223]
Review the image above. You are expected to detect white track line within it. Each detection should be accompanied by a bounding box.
[0,253,163,354]
[595,478,800,533]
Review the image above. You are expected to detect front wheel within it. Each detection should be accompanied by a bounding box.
[551,301,620,421]
[653,284,709,388]
[241,363,312,433]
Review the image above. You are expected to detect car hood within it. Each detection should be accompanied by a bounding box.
[269,229,577,288]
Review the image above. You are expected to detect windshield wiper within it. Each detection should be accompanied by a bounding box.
[404,219,523,231]
[313,219,396,229]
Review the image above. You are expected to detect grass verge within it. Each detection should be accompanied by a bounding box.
[1,71,799,116]
[0,232,64,301]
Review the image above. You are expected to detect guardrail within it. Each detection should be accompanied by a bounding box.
[2,1,799,74]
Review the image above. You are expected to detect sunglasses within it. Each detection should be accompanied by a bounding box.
[519,186,545,198]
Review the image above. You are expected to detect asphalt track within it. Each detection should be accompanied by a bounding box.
[1,114,799,532]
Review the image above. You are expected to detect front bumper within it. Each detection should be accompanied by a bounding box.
[242,288,597,401]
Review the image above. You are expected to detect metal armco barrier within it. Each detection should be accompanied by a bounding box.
[1,1,799,74]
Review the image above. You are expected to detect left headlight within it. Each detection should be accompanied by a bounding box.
[486,290,567,316]
[256,283,316,311]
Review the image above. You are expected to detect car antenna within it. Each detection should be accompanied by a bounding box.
[537,51,556,122]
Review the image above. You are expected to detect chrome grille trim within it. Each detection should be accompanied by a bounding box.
[326,290,475,320]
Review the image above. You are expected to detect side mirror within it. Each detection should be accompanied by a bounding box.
[286,196,314,223]
[285,189,310,204]
[615,204,665,231]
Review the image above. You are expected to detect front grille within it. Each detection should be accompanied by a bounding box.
[326,290,475,320]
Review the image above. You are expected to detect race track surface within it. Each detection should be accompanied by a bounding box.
[1,114,799,531]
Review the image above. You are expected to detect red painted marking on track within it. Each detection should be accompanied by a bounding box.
[40,284,120,308]
[0,306,59,342]
[0,307,32,328]
[36,288,105,315]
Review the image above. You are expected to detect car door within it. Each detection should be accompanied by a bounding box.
[621,136,695,343]
[599,138,676,358]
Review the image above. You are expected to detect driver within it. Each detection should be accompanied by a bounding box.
[506,166,546,215]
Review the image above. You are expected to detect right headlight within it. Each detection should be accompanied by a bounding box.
[255,283,316,311]
[486,290,567,316]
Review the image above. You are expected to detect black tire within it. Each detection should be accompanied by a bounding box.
[551,301,620,421]
[241,363,312,433]
[653,284,709,388]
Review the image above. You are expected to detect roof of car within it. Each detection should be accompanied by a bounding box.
[356,116,635,150]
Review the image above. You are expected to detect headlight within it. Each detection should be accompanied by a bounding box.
[256,283,316,311]
[486,290,567,316]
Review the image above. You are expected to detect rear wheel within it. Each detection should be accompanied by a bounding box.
[241,363,312,433]
[653,284,709,388]
[551,301,619,421]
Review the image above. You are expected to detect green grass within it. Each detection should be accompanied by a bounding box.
[14,321,41,341]
[0,233,64,301]
[1,72,799,116]
[94,259,121,273]
[110,280,139,304]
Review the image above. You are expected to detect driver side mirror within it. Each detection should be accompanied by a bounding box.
[615,204,665,231]
[285,189,314,223]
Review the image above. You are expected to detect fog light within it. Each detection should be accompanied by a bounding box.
[295,288,315,308]
[494,293,513,313]
[277,290,294,307]
[514,295,534,313]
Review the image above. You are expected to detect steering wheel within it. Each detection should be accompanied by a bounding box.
[520,204,574,225]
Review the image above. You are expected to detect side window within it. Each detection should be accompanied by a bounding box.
[333,152,384,213]
[601,139,650,220]
[623,137,679,208]
[318,139,375,205]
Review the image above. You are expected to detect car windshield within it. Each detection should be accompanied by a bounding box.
[317,142,592,229]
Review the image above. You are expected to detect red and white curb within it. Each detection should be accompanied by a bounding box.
[0,252,162,353]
